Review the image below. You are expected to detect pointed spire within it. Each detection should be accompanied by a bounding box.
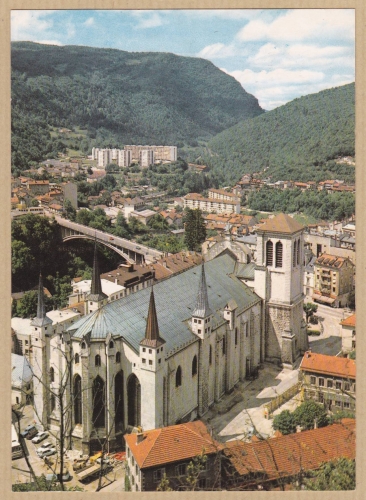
[87,239,107,302]
[31,273,52,327]
[192,263,212,318]
[140,287,165,348]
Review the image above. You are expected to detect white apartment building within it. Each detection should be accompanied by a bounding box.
[139,149,155,168]
[183,193,240,214]
[125,145,177,162]
[208,188,241,202]
[118,149,132,167]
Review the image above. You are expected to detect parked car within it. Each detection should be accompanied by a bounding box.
[32,431,48,444]
[36,442,52,455]
[26,427,39,440]
[39,447,57,458]
[20,424,36,438]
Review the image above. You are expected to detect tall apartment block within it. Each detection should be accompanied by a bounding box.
[125,145,177,162]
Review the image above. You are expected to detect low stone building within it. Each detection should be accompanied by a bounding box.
[124,420,221,491]
[299,351,355,412]
[340,314,356,353]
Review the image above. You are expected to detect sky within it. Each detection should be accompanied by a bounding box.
[11,9,355,110]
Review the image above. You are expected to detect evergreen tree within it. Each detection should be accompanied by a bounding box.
[184,208,206,251]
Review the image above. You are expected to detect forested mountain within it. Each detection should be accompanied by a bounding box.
[205,84,355,184]
[11,42,263,171]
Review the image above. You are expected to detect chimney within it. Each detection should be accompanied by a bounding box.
[136,433,145,444]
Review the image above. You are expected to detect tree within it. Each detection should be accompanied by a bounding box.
[293,400,329,430]
[147,214,170,231]
[303,303,318,323]
[184,208,206,251]
[304,458,355,490]
[272,410,297,435]
[348,290,355,310]
[31,199,40,207]
[63,199,76,221]
[156,472,173,491]
[13,291,51,319]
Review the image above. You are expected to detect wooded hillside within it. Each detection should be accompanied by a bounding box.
[206,83,355,184]
[11,42,263,171]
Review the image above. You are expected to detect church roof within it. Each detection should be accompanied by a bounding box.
[257,213,304,234]
[68,254,261,356]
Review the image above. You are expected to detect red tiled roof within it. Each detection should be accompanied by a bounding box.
[315,253,353,269]
[224,420,355,481]
[124,420,221,469]
[340,314,356,327]
[300,352,355,379]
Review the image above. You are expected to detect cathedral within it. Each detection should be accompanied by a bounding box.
[30,213,308,454]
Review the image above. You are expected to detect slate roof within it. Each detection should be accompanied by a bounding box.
[257,213,304,234]
[224,419,355,481]
[68,254,261,355]
[124,420,221,469]
[235,262,256,280]
[11,354,32,387]
[300,352,356,379]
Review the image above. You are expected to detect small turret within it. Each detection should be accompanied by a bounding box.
[139,288,166,372]
[192,264,212,339]
[31,273,52,328]
[85,239,108,314]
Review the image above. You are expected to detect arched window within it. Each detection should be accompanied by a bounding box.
[176,366,182,387]
[74,375,82,424]
[81,342,86,349]
[50,367,54,383]
[275,241,283,267]
[92,376,105,428]
[75,353,80,364]
[192,355,198,376]
[95,354,101,367]
[266,240,273,266]
[293,240,297,267]
[222,337,226,355]
[50,394,56,412]
[115,370,124,429]
[127,374,141,427]
[109,340,114,349]
[297,238,300,265]
[116,351,121,363]
[235,327,238,346]
[209,345,212,365]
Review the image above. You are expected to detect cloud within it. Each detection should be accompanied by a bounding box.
[197,43,240,59]
[84,17,95,27]
[237,9,354,42]
[222,66,353,109]
[11,11,53,40]
[249,43,354,70]
[131,11,165,29]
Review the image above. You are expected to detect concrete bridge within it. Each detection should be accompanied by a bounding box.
[53,216,164,264]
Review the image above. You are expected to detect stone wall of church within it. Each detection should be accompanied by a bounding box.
[165,342,199,425]
[266,304,291,362]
